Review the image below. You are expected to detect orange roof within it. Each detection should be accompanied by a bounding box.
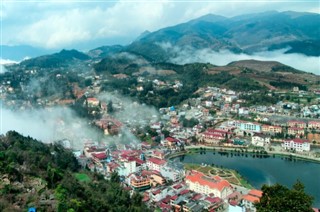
[248,189,263,198]
[185,171,231,191]
[242,194,260,203]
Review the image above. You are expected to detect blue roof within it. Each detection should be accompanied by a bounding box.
[28,208,36,212]
[170,106,175,111]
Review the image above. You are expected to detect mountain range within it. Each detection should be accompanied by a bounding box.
[4,11,319,80]
[125,11,320,62]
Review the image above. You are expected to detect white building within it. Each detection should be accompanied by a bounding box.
[146,157,167,172]
[252,133,270,147]
[185,171,233,199]
[282,138,310,152]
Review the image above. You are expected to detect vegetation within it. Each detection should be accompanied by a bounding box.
[255,181,314,212]
[0,131,148,212]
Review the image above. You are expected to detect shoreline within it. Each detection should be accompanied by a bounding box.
[178,145,320,163]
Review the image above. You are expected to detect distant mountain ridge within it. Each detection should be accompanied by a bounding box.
[127,11,320,61]
[20,49,90,68]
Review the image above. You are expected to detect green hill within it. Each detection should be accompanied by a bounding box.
[0,131,148,212]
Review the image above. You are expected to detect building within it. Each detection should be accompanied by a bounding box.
[287,127,305,137]
[287,120,307,128]
[234,121,261,133]
[252,133,270,147]
[282,138,310,152]
[202,129,231,144]
[86,97,100,107]
[128,173,151,191]
[185,171,233,199]
[147,157,167,172]
[308,121,320,129]
[262,125,283,134]
[160,162,185,182]
[242,189,263,212]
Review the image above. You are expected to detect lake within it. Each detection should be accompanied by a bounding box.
[173,151,320,208]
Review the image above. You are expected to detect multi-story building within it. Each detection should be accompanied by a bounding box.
[185,171,233,199]
[242,189,263,212]
[282,138,310,152]
[160,163,185,182]
[287,127,305,137]
[147,157,167,172]
[233,121,262,133]
[252,133,270,147]
[128,173,151,191]
[262,125,283,134]
[308,121,320,129]
[287,120,307,128]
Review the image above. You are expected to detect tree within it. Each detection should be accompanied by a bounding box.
[255,181,313,212]
[110,171,120,183]
[107,100,114,114]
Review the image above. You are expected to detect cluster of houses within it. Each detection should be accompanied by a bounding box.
[75,142,265,212]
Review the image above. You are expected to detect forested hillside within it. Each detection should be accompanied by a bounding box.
[0,131,148,212]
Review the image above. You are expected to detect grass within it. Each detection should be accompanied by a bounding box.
[75,173,91,182]
[232,171,253,189]
[184,163,254,189]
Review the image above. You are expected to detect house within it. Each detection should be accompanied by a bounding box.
[287,127,305,137]
[252,133,270,147]
[128,173,151,191]
[242,189,263,212]
[86,97,100,107]
[165,137,179,148]
[91,152,107,167]
[160,163,185,182]
[234,120,261,133]
[287,120,307,128]
[282,138,310,152]
[262,125,283,134]
[308,121,320,129]
[202,129,231,144]
[147,157,167,172]
[185,171,233,199]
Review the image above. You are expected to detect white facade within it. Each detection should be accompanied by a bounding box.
[160,166,184,182]
[186,181,232,199]
[146,158,166,172]
[252,135,270,147]
[282,139,310,152]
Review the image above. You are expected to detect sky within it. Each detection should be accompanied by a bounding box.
[1,0,319,50]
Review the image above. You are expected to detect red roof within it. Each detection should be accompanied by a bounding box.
[192,194,203,201]
[288,120,306,124]
[166,137,177,142]
[248,189,263,198]
[242,194,260,203]
[148,157,167,165]
[285,138,309,144]
[171,195,178,200]
[92,152,107,160]
[288,127,304,131]
[185,171,231,191]
[87,97,99,102]
[152,189,161,195]
[205,197,221,204]
[173,184,182,189]
[180,189,190,195]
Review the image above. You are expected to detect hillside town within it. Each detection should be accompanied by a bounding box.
[1,64,320,212]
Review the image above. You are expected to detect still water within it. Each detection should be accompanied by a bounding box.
[173,152,320,207]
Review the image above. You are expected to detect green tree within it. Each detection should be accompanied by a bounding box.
[255,181,313,212]
[107,100,114,114]
[110,171,120,183]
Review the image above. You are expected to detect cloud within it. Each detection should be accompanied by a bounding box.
[0,59,17,73]
[165,45,320,74]
[0,106,102,150]
[2,1,319,49]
